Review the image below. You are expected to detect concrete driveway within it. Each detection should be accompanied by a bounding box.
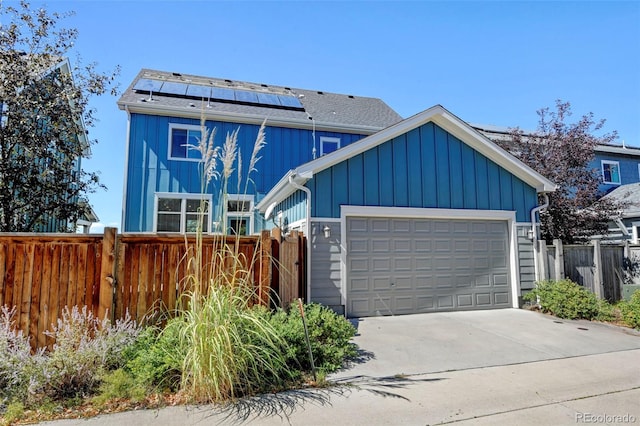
[41,309,640,426]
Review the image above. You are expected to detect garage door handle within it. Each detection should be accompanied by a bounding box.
[390,282,395,287]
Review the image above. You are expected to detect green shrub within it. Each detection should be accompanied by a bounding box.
[620,290,640,329]
[265,303,357,375]
[121,325,182,393]
[524,279,600,320]
[93,369,146,406]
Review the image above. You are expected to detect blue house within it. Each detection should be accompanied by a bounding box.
[117,69,402,234]
[119,70,557,316]
[258,106,555,316]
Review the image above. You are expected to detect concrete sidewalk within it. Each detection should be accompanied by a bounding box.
[40,310,640,425]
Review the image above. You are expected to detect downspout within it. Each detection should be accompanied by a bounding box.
[288,174,312,303]
[530,193,550,283]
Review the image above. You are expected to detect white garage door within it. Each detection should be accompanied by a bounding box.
[346,216,511,317]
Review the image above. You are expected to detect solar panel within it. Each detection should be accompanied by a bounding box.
[133,78,163,92]
[211,87,236,101]
[278,95,303,108]
[257,93,282,106]
[234,90,259,103]
[186,84,211,98]
[161,82,189,96]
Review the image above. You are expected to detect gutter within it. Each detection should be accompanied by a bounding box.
[530,193,550,283]
[117,101,385,135]
[287,174,312,303]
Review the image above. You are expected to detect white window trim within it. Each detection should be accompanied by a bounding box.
[225,194,254,235]
[153,192,212,233]
[601,160,621,185]
[637,163,640,181]
[320,136,341,156]
[168,123,203,162]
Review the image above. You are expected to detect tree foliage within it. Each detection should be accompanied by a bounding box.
[495,100,622,244]
[0,1,118,231]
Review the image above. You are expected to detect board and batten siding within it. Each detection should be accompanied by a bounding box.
[306,122,538,222]
[124,113,366,231]
[310,220,343,312]
[516,224,535,296]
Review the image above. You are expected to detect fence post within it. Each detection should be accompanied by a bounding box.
[98,227,117,322]
[592,239,604,299]
[259,230,272,306]
[553,239,565,281]
[538,240,548,282]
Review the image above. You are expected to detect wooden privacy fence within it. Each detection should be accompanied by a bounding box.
[0,228,305,350]
[537,239,625,301]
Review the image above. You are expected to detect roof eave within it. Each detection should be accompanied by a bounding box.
[294,105,557,193]
[117,100,385,135]
[256,170,310,213]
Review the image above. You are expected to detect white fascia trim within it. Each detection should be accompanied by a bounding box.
[596,145,640,156]
[256,170,309,212]
[118,101,382,135]
[338,206,520,313]
[121,106,132,231]
[296,105,556,193]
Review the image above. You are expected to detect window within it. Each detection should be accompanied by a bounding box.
[602,160,620,184]
[320,136,340,156]
[155,194,210,233]
[226,194,253,235]
[168,123,202,160]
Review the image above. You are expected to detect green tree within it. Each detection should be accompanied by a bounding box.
[494,100,622,244]
[0,1,118,231]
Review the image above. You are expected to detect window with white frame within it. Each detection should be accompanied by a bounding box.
[602,160,620,184]
[226,195,253,235]
[168,123,202,160]
[155,194,210,233]
[320,136,340,156]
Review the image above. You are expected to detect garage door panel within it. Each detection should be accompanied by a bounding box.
[350,277,369,292]
[437,295,454,308]
[475,293,492,306]
[495,292,510,305]
[346,216,511,317]
[350,258,369,272]
[457,294,473,307]
[394,276,413,290]
[372,276,391,290]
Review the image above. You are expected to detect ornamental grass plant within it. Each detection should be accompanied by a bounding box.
[166,117,294,402]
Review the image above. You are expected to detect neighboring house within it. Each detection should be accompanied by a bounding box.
[601,183,640,243]
[117,69,402,234]
[258,106,556,316]
[0,56,97,232]
[471,123,640,193]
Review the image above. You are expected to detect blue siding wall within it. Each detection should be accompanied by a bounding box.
[307,122,538,222]
[124,113,366,231]
[592,152,640,193]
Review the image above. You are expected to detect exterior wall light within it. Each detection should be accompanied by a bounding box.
[323,225,331,239]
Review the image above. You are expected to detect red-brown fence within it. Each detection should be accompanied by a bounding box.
[0,228,305,350]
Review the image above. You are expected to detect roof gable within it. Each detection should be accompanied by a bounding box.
[258,105,556,212]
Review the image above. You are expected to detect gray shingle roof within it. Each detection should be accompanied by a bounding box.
[117,69,403,133]
[603,183,640,217]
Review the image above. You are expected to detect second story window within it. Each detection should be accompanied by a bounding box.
[320,136,341,156]
[169,123,202,160]
[602,160,620,185]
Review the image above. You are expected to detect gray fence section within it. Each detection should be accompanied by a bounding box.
[539,241,628,302]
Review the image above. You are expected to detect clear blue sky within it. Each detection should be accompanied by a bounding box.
[13,1,640,232]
